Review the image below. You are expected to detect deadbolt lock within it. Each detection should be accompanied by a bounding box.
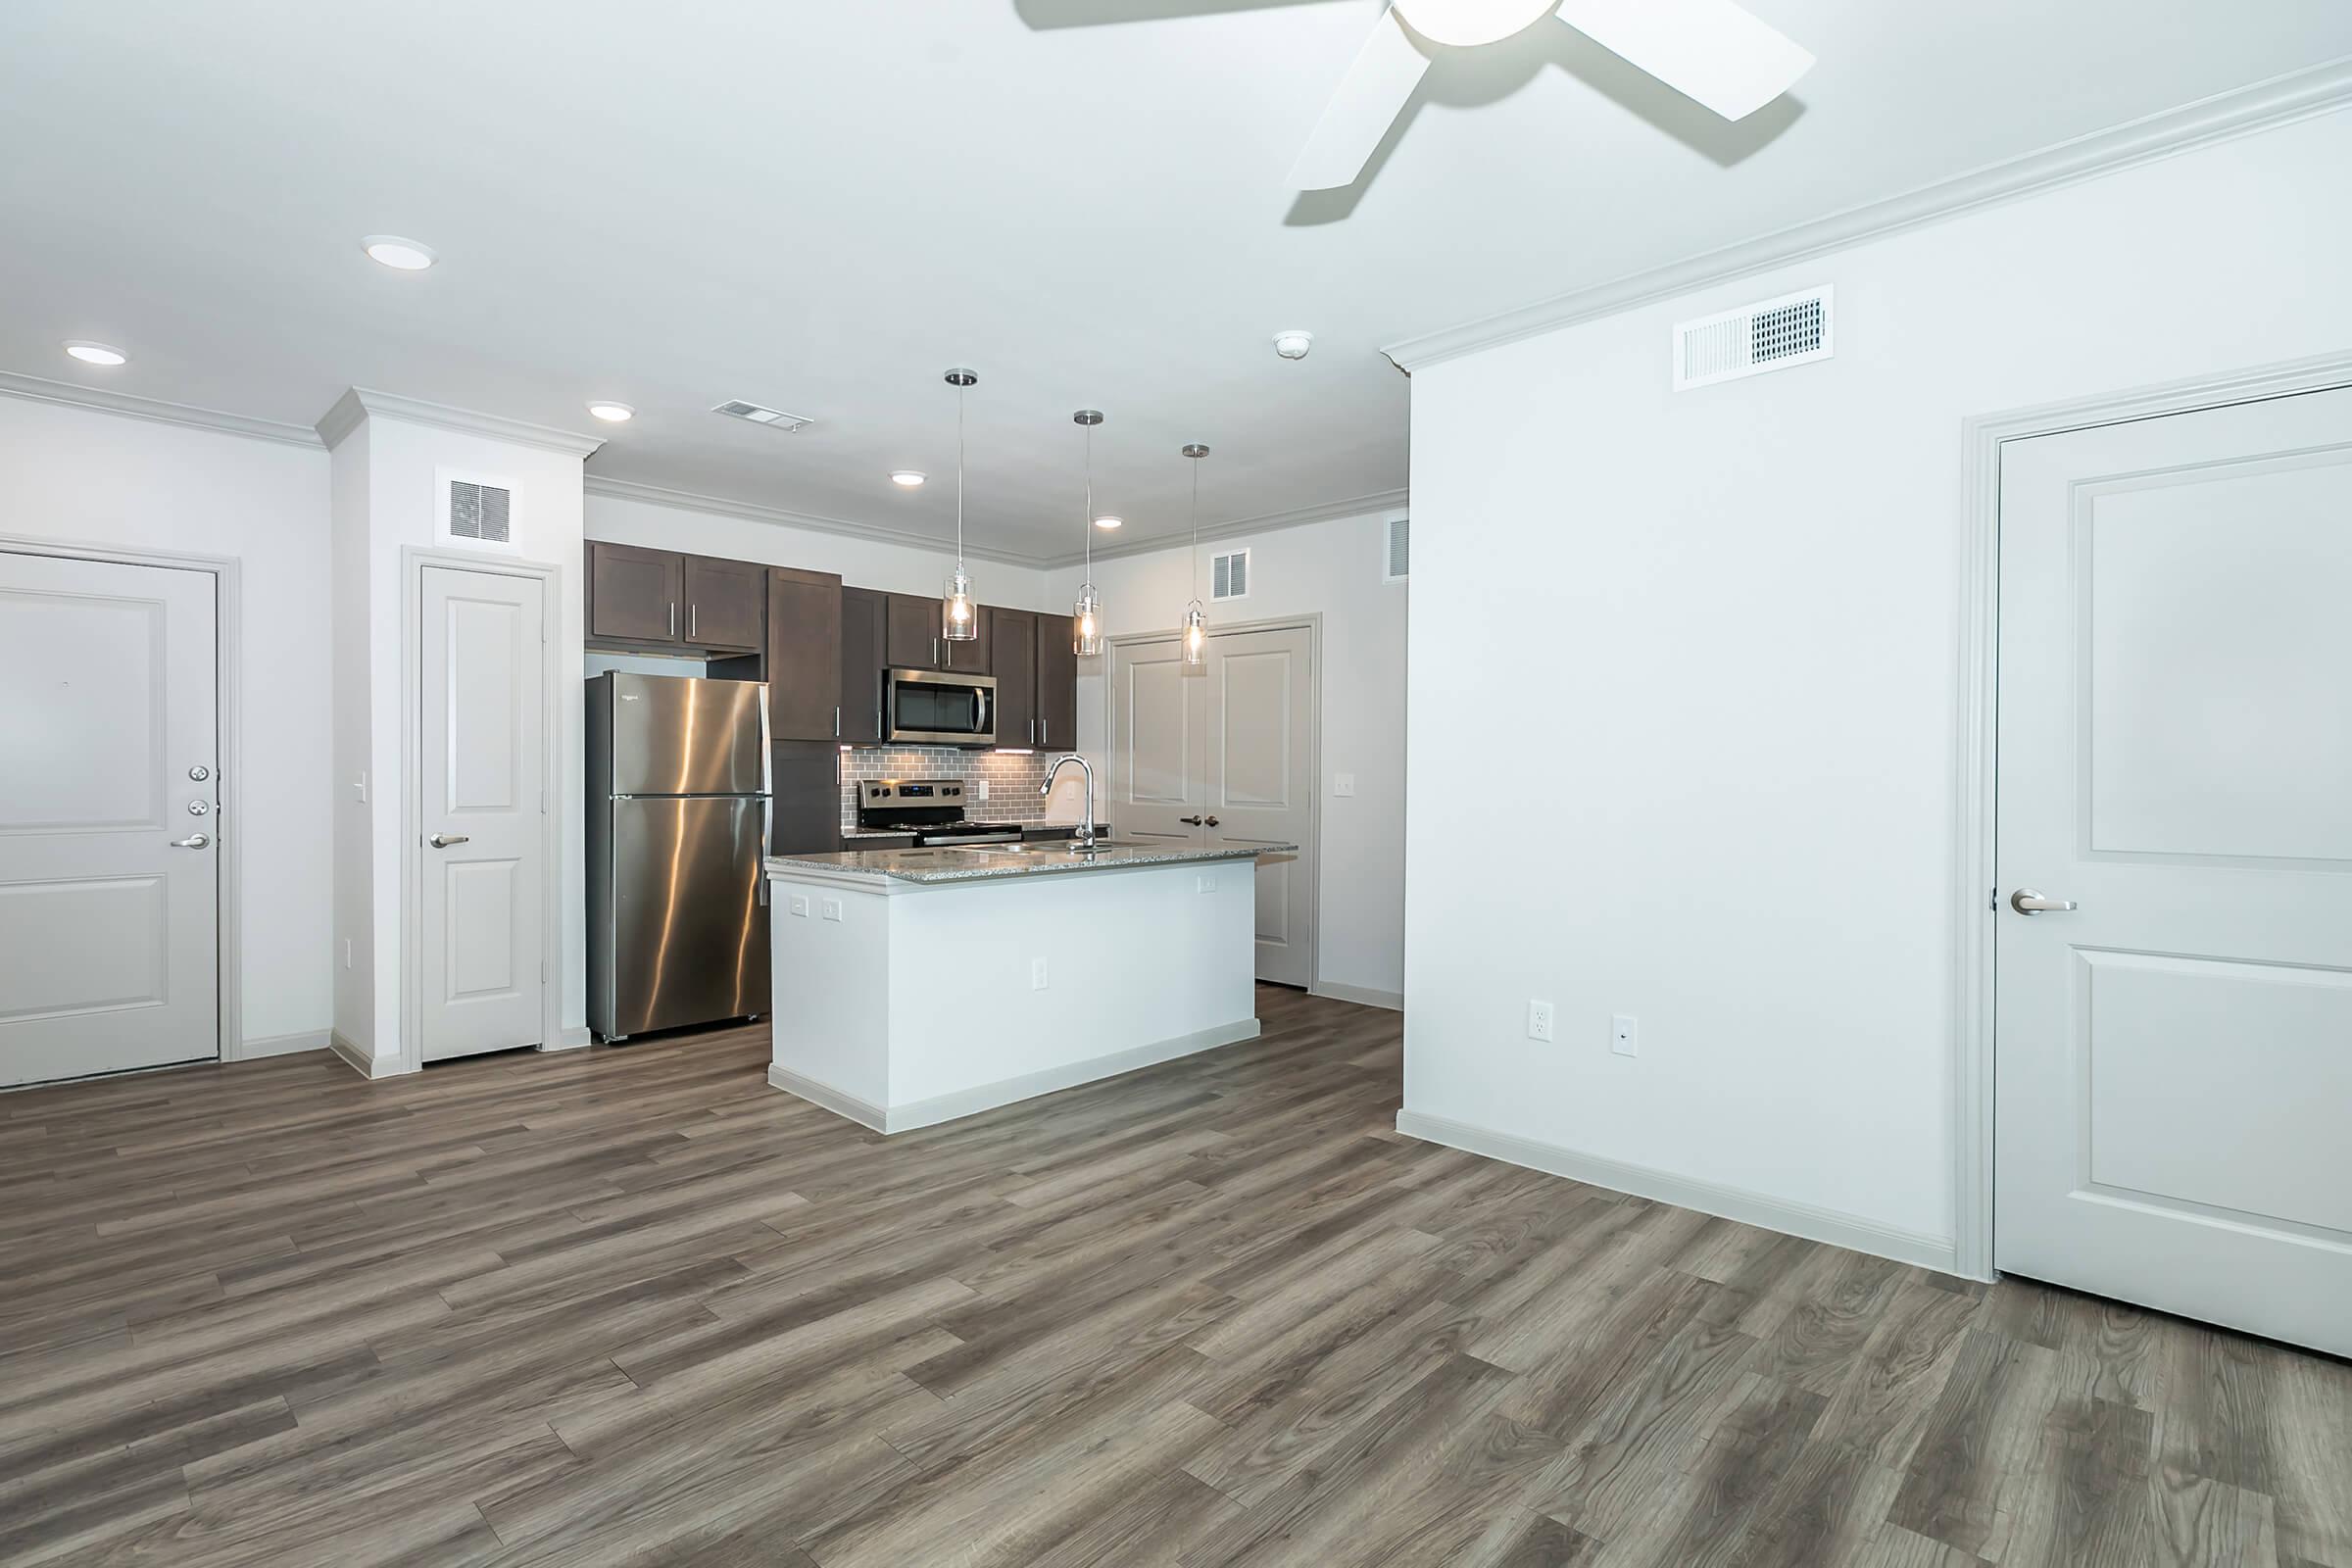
[187,800,211,816]
[188,764,211,782]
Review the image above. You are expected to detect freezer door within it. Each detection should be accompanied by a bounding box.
[609,795,772,1036]
[608,673,768,797]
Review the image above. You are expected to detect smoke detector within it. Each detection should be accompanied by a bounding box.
[1273,329,1314,361]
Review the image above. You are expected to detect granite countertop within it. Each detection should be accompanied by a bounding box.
[839,822,1111,841]
[766,839,1293,887]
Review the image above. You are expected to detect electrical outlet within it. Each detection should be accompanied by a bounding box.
[788,894,810,918]
[1526,1001,1553,1042]
[1612,1014,1640,1056]
[1196,872,1217,893]
[974,779,990,802]
[1031,957,1049,991]
[820,897,845,922]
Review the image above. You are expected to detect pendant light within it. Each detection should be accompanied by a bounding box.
[1071,410,1104,656]
[941,368,979,641]
[1180,443,1210,667]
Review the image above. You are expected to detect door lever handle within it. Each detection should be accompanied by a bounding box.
[171,833,211,850]
[1204,815,1219,828]
[2009,888,2078,914]
[1179,814,1204,826]
[427,833,471,849]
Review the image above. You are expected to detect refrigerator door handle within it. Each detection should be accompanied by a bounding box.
[758,794,772,904]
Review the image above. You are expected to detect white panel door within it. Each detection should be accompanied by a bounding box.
[1203,625,1316,988]
[1109,637,1206,845]
[1994,387,2352,1356]
[419,565,546,1062]
[0,552,219,1085]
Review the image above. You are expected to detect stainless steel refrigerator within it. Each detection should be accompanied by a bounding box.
[587,673,771,1041]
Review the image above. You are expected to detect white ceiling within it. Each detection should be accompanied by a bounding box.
[4,1,2347,563]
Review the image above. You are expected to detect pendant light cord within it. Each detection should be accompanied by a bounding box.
[1083,422,1094,585]
[1190,458,1201,600]
[956,381,966,571]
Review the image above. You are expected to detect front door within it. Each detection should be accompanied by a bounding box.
[1111,624,1317,986]
[1993,386,2352,1356]
[0,551,219,1085]
[418,564,547,1062]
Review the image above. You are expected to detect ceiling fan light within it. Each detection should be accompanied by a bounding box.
[1393,0,1561,49]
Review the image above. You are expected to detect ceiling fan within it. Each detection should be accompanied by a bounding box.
[1289,0,1815,188]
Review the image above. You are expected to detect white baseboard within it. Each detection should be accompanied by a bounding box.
[1394,1108,1960,1277]
[540,1025,593,1053]
[233,1029,330,1061]
[1311,981,1403,1011]
[764,1065,890,1133]
[328,1032,413,1082]
[768,1017,1264,1137]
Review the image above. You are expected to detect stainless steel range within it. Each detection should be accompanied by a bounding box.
[856,779,1021,846]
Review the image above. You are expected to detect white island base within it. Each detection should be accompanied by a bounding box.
[763,850,1264,1133]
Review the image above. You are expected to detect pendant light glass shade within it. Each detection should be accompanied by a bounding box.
[1180,442,1210,667]
[942,369,979,641]
[1072,410,1104,657]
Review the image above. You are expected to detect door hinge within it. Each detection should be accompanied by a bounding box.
[540,789,548,813]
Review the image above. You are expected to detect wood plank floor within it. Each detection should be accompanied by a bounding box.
[4,986,2349,1567]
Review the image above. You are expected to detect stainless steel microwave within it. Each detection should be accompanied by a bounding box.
[886,667,997,748]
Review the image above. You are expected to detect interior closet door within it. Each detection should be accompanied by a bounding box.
[1202,625,1315,988]
[1109,637,1206,845]
[1993,386,2352,1356]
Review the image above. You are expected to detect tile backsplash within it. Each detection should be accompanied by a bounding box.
[838,747,1062,831]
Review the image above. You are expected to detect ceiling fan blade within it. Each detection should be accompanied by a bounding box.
[1288,7,1433,190]
[1552,0,1813,120]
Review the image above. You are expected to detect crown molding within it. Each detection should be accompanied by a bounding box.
[583,474,1056,567]
[1061,487,1410,570]
[1384,57,2352,373]
[0,370,323,448]
[317,388,605,458]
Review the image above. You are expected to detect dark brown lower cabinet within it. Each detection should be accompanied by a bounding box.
[769,741,842,857]
[989,608,1037,747]
[840,588,888,746]
[1035,612,1077,752]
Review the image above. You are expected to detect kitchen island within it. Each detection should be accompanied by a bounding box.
[763,840,1290,1133]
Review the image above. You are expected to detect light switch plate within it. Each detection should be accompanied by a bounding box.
[1334,772,1356,798]
[1031,957,1049,991]
[820,897,844,922]
[788,894,810,918]
[1196,873,1217,893]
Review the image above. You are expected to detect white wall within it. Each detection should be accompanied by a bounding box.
[1403,111,2352,1257]
[585,490,1054,609]
[0,397,333,1050]
[328,409,590,1062]
[1048,509,1410,1003]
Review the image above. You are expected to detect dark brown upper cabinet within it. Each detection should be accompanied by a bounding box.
[885,593,942,670]
[839,587,888,747]
[586,542,682,644]
[587,542,763,654]
[681,557,764,653]
[1035,612,1077,752]
[989,608,1038,748]
[760,567,843,742]
[884,591,993,674]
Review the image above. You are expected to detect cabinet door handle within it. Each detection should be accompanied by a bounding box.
[691,602,698,639]
[834,706,842,738]
[669,602,677,638]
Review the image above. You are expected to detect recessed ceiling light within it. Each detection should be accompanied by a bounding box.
[1094,515,1123,530]
[363,235,437,270]
[64,341,127,367]
[587,402,635,422]
[890,470,927,488]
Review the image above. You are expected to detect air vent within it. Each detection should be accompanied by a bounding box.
[711,399,814,433]
[448,479,511,544]
[1210,548,1250,602]
[1673,284,1834,391]
[1384,515,1409,582]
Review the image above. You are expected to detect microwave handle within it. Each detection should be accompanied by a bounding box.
[973,684,991,738]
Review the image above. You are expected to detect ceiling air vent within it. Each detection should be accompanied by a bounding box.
[1210,548,1250,602]
[447,479,512,544]
[711,399,814,433]
[1673,284,1834,391]
[1384,515,1409,583]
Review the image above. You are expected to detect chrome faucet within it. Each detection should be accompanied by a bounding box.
[1040,755,1098,852]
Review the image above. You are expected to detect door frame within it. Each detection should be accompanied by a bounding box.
[1951,348,2352,1282]
[398,546,562,1075]
[0,534,246,1064]
[1102,612,1324,995]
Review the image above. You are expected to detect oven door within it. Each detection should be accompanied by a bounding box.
[886,668,997,747]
